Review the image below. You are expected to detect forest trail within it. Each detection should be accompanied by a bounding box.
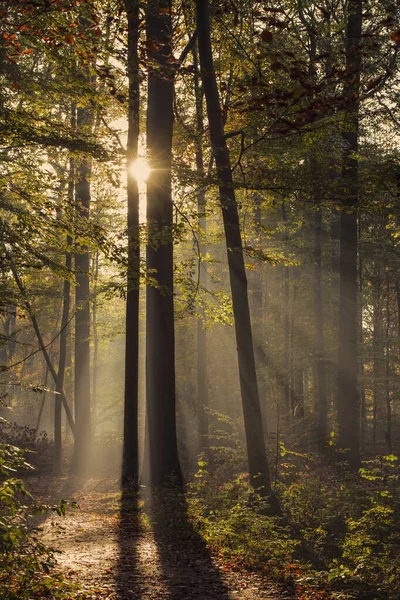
[35,477,289,600]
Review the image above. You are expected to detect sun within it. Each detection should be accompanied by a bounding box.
[129,158,151,182]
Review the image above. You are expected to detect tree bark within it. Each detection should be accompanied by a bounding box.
[385,273,392,453]
[54,236,71,474]
[123,0,140,485]
[358,215,366,452]
[144,0,182,487]
[337,0,362,469]
[281,202,291,426]
[372,276,381,451]
[92,249,99,430]
[193,43,208,450]
[73,100,93,474]
[314,202,327,450]
[196,0,274,501]
[251,193,268,432]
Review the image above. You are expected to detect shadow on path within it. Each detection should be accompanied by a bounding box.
[144,488,231,600]
[117,485,142,600]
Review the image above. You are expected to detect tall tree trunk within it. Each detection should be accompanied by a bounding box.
[144,0,182,487]
[337,0,362,469]
[358,217,366,452]
[385,273,392,453]
[55,156,74,474]
[196,0,274,502]
[73,100,93,474]
[123,0,140,485]
[92,249,99,431]
[314,201,327,450]
[55,237,71,474]
[372,276,381,451]
[251,193,268,432]
[193,44,208,450]
[281,202,291,427]
[291,270,304,422]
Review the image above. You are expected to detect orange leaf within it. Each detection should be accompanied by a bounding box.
[64,33,75,44]
[391,30,400,43]
[23,48,32,54]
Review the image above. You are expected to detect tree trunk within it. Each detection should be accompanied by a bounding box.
[123,0,140,485]
[337,0,362,469]
[372,277,381,451]
[92,249,99,431]
[196,0,274,501]
[281,202,291,427]
[193,43,208,451]
[291,270,304,422]
[385,273,392,454]
[314,202,327,450]
[358,215,366,452]
[55,236,71,474]
[73,100,93,474]
[251,193,268,433]
[55,155,74,474]
[144,0,182,487]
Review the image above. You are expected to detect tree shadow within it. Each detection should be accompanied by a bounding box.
[116,484,142,600]
[144,487,231,600]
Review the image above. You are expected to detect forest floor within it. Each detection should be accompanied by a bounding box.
[31,475,293,600]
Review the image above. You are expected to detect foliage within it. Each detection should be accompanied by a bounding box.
[0,434,76,599]
[187,451,400,599]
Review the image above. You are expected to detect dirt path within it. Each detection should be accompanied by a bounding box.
[35,477,291,600]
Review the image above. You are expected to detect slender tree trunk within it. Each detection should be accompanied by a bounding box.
[193,44,208,450]
[251,193,268,432]
[291,270,304,422]
[372,277,381,451]
[55,237,71,474]
[123,0,140,485]
[144,0,182,487]
[2,242,75,433]
[385,273,392,453]
[196,0,274,502]
[281,202,291,427]
[314,202,327,450]
[337,0,362,469]
[358,216,366,452]
[92,249,99,431]
[54,153,75,473]
[73,99,93,474]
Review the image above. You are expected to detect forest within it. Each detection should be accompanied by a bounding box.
[0,0,400,598]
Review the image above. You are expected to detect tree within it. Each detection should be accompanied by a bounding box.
[144,0,182,487]
[72,24,95,472]
[122,0,140,485]
[337,0,362,469]
[196,0,274,501]
[192,43,209,450]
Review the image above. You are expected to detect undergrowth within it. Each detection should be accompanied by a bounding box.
[0,424,84,599]
[187,446,400,600]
